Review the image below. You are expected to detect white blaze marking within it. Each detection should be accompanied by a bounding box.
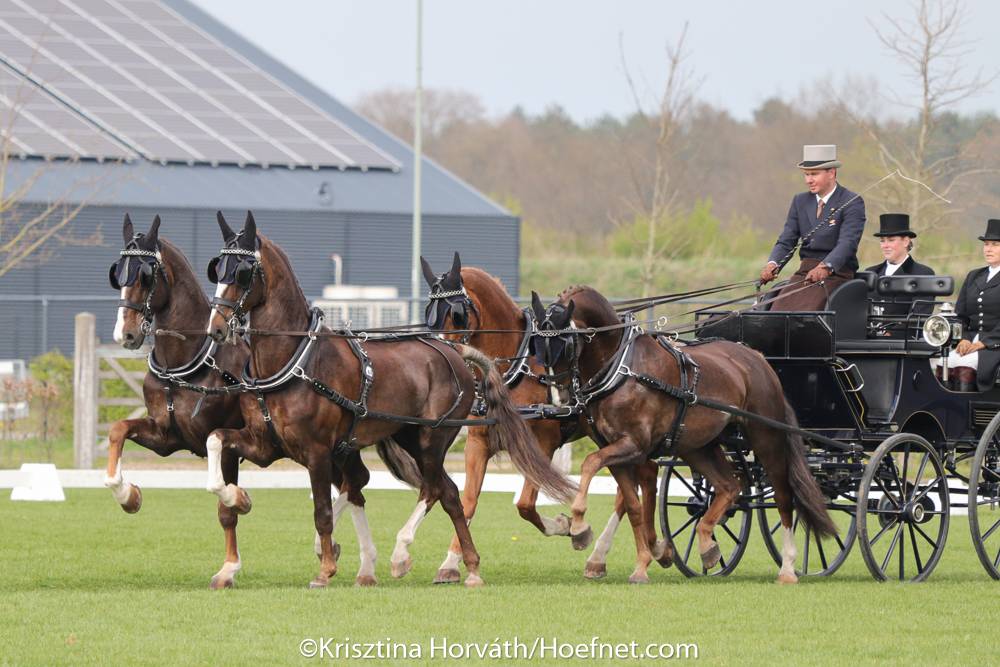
[208,282,229,333]
[391,500,428,565]
[587,511,622,565]
[113,287,128,343]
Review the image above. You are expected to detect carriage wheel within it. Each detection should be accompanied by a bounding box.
[756,487,857,577]
[658,450,752,577]
[856,434,949,582]
[969,411,1000,579]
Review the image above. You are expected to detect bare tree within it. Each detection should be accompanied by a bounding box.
[354,87,487,147]
[848,0,998,230]
[1,76,112,279]
[613,23,701,296]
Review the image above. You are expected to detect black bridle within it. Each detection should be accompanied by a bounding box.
[208,245,262,333]
[109,242,162,336]
[425,278,480,343]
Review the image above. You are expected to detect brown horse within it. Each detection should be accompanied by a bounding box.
[531,285,836,583]
[204,212,575,587]
[107,214,381,588]
[420,254,667,581]
[107,214,251,588]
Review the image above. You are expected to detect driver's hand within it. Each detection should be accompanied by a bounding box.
[759,263,778,284]
[956,339,975,356]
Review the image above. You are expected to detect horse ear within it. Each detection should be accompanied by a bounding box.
[147,215,160,245]
[216,211,236,242]
[122,213,133,243]
[420,256,436,286]
[242,210,257,248]
[530,290,546,322]
[451,251,462,276]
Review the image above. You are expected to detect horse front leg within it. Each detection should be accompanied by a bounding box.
[515,424,573,538]
[584,488,626,579]
[104,417,162,513]
[205,429,253,515]
[307,451,338,589]
[638,459,673,568]
[210,448,243,589]
[607,463,653,584]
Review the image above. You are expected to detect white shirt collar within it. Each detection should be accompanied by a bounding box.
[884,256,908,276]
[815,183,838,205]
[989,265,1000,281]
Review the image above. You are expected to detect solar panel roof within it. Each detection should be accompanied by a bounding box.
[0,0,400,170]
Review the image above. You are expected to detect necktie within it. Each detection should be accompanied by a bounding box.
[816,199,825,219]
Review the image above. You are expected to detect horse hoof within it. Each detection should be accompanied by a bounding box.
[776,572,799,585]
[121,485,143,514]
[308,577,329,589]
[233,487,252,515]
[391,557,413,579]
[355,575,378,587]
[330,542,341,565]
[433,568,461,584]
[464,573,485,588]
[653,540,674,569]
[570,525,594,551]
[209,575,234,590]
[628,572,650,585]
[700,543,722,570]
[583,561,607,580]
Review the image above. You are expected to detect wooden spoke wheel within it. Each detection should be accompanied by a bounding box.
[856,434,949,582]
[969,411,1000,579]
[658,449,753,577]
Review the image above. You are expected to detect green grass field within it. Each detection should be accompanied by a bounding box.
[1,488,997,665]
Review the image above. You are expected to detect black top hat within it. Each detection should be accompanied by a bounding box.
[979,219,1000,241]
[873,213,916,238]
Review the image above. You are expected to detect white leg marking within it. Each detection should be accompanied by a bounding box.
[104,461,133,505]
[113,287,128,343]
[539,512,571,536]
[779,525,797,578]
[213,559,241,582]
[587,511,621,565]
[391,500,428,565]
[315,492,351,556]
[206,433,239,506]
[438,549,462,572]
[351,504,377,578]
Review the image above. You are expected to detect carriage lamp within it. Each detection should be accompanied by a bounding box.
[922,315,952,347]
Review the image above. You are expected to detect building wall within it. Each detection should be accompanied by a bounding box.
[0,204,519,359]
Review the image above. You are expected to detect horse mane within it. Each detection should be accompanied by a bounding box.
[462,267,521,317]
[558,284,618,327]
[558,284,592,301]
[157,237,207,305]
[261,235,309,307]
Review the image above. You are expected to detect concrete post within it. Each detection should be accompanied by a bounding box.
[73,313,97,469]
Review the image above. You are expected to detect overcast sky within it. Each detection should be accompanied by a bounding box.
[189,0,1000,124]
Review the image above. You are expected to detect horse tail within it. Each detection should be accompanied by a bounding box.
[458,344,577,504]
[783,399,838,538]
[376,438,422,489]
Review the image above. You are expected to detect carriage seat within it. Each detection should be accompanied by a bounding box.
[825,278,868,340]
[856,270,877,291]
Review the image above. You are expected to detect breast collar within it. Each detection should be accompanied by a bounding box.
[148,336,220,382]
[242,308,325,392]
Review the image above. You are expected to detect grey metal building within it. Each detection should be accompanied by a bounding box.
[0,0,518,360]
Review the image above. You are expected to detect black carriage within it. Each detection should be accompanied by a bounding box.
[657,272,1000,581]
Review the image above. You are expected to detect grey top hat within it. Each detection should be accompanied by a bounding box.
[797,144,842,170]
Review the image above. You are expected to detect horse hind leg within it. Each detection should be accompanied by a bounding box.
[435,429,489,584]
[584,488,626,579]
[683,446,741,571]
[638,460,673,568]
[745,423,799,584]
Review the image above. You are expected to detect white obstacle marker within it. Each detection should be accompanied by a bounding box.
[10,463,66,502]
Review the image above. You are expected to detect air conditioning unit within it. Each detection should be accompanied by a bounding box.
[313,285,409,331]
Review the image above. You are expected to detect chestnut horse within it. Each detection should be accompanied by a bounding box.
[204,212,575,587]
[420,254,669,581]
[531,286,836,583]
[107,214,382,588]
[107,214,251,588]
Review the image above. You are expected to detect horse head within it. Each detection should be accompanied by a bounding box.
[529,285,622,379]
[207,210,264,344]
[110,213,164,349]
[422,251,485,333]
